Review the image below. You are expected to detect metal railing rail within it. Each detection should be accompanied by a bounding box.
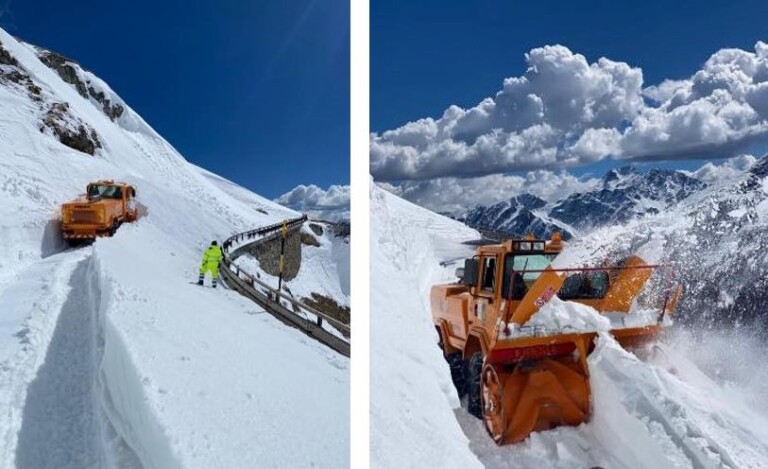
[219,215,351,357]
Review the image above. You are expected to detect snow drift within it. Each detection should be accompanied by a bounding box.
[0,28,348,468]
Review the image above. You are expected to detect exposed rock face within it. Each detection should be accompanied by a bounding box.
[309,223,324,236]
[302,292,351,333]
[40,102,101,155]
[0,42,42,101]
[0,43,19,66]
[0,41,101,155]
[38,51,87,97]
[247,230,301,280]
[87,85,124,121]
[332,221,350,238]
[37,49,124,121]
[301,232,320,247]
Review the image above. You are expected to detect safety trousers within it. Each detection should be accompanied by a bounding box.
[199,262,220,280]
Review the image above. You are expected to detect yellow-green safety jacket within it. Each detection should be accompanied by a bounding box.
[201,245,223,267]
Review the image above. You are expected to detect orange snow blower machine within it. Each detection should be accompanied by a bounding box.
[60,180,140,244]
[431,233,682,445]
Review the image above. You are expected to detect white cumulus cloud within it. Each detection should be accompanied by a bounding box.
[683,154,757,184]
[371,42,768,182]
[275,184,350,222]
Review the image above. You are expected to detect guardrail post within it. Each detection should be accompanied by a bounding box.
[277,220,288,293]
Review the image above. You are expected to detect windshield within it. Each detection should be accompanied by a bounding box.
[88,184,122,200]
[502,253,557,299]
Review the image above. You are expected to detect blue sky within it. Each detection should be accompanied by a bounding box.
[372,0,768,132]
[1,0,349,199]
[371,0,768,211]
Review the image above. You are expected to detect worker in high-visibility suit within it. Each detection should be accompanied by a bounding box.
[197,240,223,288]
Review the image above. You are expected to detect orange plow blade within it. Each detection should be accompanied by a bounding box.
[482,356,590,444]
[481,325,662,444]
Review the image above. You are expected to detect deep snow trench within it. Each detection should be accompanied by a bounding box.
[12,253,163,469]
[15,258,106,468]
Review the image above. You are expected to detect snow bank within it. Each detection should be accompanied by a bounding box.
[525,296,611,333]
[370,182,483,469]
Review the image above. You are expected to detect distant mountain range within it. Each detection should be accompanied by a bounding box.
[455,166,709,239]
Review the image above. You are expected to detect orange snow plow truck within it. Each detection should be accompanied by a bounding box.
[431,233,682,445]
[60,180,140,243]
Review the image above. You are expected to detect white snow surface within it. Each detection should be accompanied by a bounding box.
[370,182,768,468]
[525,296,611,333]
[370,181,483,469]
[0,29,348,468]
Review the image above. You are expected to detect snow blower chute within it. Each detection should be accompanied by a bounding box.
[430,233,682,444]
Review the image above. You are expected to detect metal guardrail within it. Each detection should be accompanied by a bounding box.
[219,215,351,357]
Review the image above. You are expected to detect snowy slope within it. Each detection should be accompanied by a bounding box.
[370,181,768,468]
[0,29,348,468]
[370,181,483,469]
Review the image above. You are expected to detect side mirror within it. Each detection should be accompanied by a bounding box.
[455,267,464,279]
[461,259,478,286]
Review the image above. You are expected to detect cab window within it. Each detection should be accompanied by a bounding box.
[87,184,122,199]
[558,271,610,299]
[502,253,557,299]
[480,256,497,294]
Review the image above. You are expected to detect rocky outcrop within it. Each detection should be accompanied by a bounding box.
[37,49,124,121]
[0,42,42,101]
[0,41,101,155]
[246,230,302,281]
[38,51,87,97]
[332,221,350,238]
[309,223,324,236]
[301,232,320,247]
[0,43,18,66]
[302,292,351,332]
[40,102,101,155]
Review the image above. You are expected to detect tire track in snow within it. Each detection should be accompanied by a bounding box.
[14,257,142,469]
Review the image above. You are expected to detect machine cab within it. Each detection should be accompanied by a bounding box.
[458,234,563,329]
[86,182,136,202]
